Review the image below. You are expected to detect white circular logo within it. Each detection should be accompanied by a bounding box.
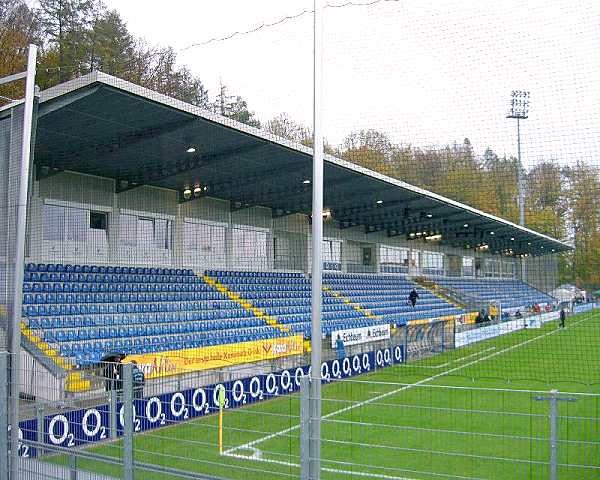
[170,392,186,417]
[249,377,262,398]
[48,415,69,445]
[280,370,292,391]
[192,388,207,412]
[82,409,102,437]
[232,380,245,403]
[145,397,162,423]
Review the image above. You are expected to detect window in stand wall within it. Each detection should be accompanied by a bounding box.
[379,245,409,273]
[463,256,474,276]
[323,239,342,270]
[232,226,269,270]
[422,250,444,276]
[42,203,108,262]
[119,214,173,265]
[184,220,227,269]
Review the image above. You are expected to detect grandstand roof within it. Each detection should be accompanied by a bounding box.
[2,71,570,256]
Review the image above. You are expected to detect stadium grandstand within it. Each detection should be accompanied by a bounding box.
[3,69,593,480]
[1,71,568,387]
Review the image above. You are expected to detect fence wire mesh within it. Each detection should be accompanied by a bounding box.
[1,1,600,479]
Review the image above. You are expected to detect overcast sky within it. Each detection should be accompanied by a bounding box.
[99,0,600,168]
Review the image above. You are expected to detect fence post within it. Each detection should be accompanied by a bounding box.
[404,323,409,363]
[109,388,117,440]
[122,363,134,480]
[534,389,577,480]
[0,352,8,480]
[549,390,558,480]
[299,375,311,480]
[36,404,44,457]
[68,453,77,480]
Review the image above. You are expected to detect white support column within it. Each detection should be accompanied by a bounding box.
[9,43,37,480]
[309,1,324,478]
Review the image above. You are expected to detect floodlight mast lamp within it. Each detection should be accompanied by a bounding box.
[506,90,529,227]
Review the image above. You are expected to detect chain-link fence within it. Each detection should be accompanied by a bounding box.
[2,1,600,479]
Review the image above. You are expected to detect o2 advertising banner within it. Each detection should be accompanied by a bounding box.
[17,345,404,457]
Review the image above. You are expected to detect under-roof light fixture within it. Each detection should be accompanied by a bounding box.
[322,208,332,219]
[528,242,532,246]
[463,223,469,228]
[183,188,192,199]
[552,249,555,252]
[510,237,515,241]
[186,147,196,153]
[303,179,311,184]
[490,231,495,235]
[425,234,442,241]
[409,233,416,238]
[426,213,433,218]
[376,200,384,204]
[193,186,202,196]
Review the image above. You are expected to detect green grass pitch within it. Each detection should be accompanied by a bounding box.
[49,311,600,480]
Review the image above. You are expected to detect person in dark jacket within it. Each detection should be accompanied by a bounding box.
[408,288,419,308]
[559,308,566,328]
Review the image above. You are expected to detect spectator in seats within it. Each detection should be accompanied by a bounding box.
[475,311,483,323]
[515,310,523,319]
[408,288,419,308]
[483,311,491,323]
[336,335,346,360]
[559,308,566,328]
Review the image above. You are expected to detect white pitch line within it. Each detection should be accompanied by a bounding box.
[225,452,418,480]
[407,346,497,369]
[433,346,496,368]
[224,315,589,457]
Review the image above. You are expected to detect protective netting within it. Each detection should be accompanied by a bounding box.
[1,1,600,479]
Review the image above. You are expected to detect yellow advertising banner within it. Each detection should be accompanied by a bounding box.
[125,335,304,379]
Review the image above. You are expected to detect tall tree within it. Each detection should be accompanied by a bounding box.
[213,82,260,128]
[0,0,41,103]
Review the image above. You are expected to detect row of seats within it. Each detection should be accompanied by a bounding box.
[28,312,259,330]
[434,277,555,309]
[25,272,197,284]
[60,327,284,363]
[26,263,194,275]
[44,320,269,342]
[24,282,213,293]
[24,292,233,304]
[207,270,303,278]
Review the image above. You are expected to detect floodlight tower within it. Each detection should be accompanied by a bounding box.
[506,90,530,226]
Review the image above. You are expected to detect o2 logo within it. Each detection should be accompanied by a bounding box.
[18,346,404,455]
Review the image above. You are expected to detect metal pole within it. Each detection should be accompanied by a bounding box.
[516,119,527,282]
[309,1,324,479]
[68,453,77,480]
[0,352,9,480]
[549,390,558,480]
[534,389,576,480]
[123,363,134,480]
[109,388,117,439]
[517,118,524,226]
[9,43,37,480]
[36,404,44,457]
[299,376,311,480]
